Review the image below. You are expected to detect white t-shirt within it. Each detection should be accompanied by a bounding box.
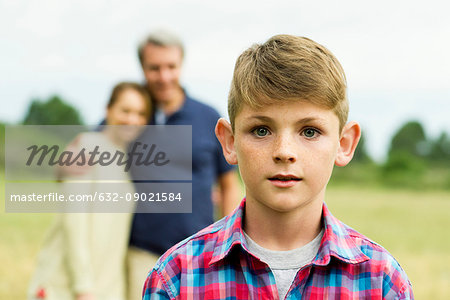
[244,229,324,299]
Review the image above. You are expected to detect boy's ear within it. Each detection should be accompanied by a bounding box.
[335,121,361,167]
[215,118,238,165]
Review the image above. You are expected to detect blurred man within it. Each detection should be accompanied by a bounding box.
[127,29,241,300]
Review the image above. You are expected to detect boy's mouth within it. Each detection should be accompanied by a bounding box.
[268,174,302,188]
[268,174,302,182]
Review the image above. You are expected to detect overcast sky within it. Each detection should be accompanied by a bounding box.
[1,0,449,160]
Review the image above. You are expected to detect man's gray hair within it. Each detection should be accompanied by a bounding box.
[138,29,185,64]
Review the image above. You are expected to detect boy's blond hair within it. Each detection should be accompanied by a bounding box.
[228,35,348,131]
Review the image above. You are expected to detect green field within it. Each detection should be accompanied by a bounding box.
[325,186,450,299]
[1,179,449,299]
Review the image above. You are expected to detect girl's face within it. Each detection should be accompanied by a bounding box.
[106,88,150,144]
[106,88,149,126]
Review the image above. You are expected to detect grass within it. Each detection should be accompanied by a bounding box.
[326,186,450,299]
[0,211,54,299]
[1,175,449,299]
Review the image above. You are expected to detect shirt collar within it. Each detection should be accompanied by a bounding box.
[149,88,192,124]
[209,200,369,266]
[209,199,248,266]
[169,89,192,117]
[313,203,369,266]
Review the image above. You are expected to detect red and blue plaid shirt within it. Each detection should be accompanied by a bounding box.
[143,200,413,299]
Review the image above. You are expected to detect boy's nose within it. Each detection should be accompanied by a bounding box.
[272,135,297,163]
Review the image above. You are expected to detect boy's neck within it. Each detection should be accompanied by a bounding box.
[243,196,324,251]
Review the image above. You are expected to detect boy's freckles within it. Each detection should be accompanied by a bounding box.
[233,101,341,213]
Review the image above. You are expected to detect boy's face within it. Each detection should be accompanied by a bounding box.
[217,100,359,215]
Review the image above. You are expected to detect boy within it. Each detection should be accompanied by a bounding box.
[143,35,413,299]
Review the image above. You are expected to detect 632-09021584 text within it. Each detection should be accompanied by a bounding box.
[9,192,183,202]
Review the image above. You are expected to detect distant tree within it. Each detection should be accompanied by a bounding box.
[383,120,428,188]
[428,131,450,164]
[352,131,372,163]
[22,95,84,125]
[0,122,5,166]
[388,120,428,158]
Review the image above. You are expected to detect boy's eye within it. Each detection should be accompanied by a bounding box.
[252,127,269,137]
[303,128,319,138]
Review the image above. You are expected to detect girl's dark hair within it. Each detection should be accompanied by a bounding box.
[107,82,152,117]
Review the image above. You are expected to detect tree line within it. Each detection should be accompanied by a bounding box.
[1,95,449,189]
[336,120,450,189]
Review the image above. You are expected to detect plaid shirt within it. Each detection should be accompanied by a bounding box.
[143,200,413,299]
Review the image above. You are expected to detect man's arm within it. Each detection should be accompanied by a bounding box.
[217,170,243,217]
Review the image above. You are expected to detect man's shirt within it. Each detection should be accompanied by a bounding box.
[143,199,413,299]
[129,93,234,255]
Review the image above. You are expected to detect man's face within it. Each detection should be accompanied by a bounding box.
[141,44,183,104]
[232,101,342,214]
